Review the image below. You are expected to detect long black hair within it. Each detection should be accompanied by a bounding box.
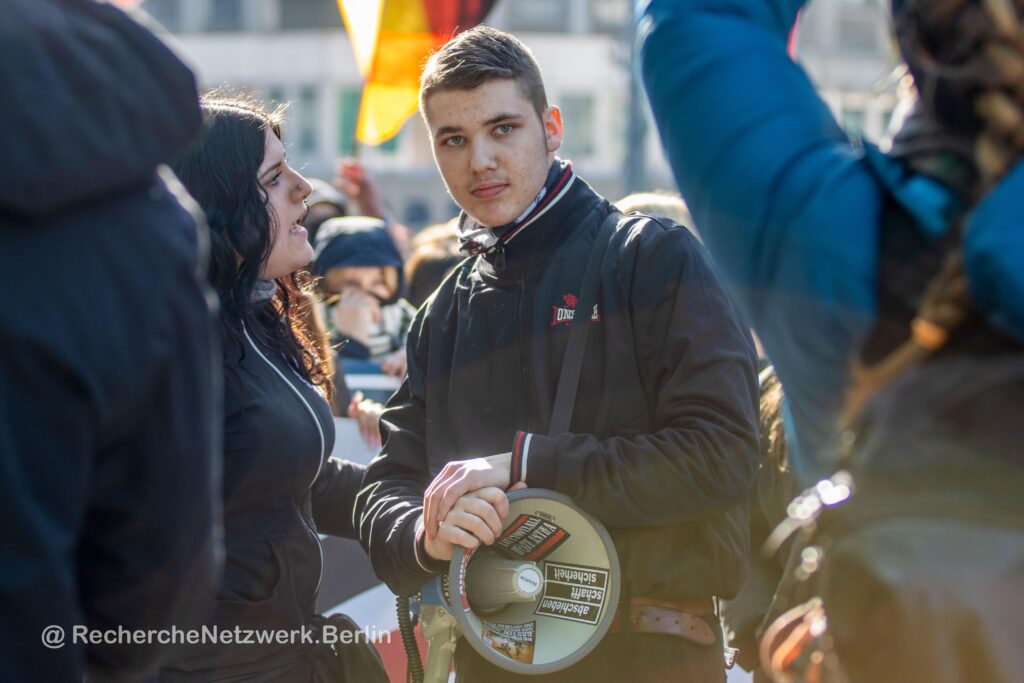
[173,94,333,399]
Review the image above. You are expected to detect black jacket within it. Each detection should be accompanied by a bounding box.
[0,1,219,681]
[162,324,366,682]
[357,174,760,601]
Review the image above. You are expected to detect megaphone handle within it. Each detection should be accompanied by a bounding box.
[421,605,459,683]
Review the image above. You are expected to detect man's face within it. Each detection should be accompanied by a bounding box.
[423,78,563,228]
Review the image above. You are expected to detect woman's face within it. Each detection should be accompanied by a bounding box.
[259,128,314,280]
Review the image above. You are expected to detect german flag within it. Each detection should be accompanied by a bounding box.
[338,0,497,146]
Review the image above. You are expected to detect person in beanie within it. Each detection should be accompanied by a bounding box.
[314,217,416,381]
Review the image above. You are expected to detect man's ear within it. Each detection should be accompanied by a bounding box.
[543,105,564,153]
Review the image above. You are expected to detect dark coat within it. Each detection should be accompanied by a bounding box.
[357,174,760,601]
[0,1,219,680]
[161,325,365,682]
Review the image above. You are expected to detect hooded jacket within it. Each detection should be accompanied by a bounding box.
[356,170,760,603]
[0,1,219,681]
[640,0,1024,486]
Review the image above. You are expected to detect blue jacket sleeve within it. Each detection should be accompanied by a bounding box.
[964,159,1024,341]
[638,0,885,483]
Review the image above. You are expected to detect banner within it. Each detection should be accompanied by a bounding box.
[337,0,497,145]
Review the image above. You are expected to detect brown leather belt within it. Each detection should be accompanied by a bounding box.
[607,596,717,645]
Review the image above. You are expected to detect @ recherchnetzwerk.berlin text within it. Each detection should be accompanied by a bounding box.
[40,623,391,649]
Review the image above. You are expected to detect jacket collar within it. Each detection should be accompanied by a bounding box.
[458,159,575,255]
[472,168,606,283]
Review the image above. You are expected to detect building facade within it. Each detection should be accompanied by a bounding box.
[144,0,898,230]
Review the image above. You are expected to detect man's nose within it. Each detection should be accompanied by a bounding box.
[469,139,498,174]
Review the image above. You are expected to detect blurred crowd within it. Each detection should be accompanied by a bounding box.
[3,2,1023,683]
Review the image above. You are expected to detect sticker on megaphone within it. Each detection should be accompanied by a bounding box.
[481,621,537,664]
[495,513,571,560]
[534,561,609,626]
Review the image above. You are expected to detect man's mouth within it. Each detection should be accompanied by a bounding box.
[471,182,508,199]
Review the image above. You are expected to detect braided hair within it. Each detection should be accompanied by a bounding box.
[842,0,1024,425]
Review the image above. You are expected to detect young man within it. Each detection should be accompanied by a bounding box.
[357,26,759,681]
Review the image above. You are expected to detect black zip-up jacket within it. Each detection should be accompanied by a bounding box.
[357,175,759,601]
[162,324,365,682]
[0,2,219,681]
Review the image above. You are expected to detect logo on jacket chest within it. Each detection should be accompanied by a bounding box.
[551,293,600,327]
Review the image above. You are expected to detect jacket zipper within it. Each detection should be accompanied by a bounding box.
[241,323,326,595]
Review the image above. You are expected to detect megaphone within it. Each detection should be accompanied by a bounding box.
[410,488,620,681]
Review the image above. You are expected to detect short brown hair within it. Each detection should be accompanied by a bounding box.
[420,26,548,118]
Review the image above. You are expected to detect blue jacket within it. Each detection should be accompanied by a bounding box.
[639,0,1024,485]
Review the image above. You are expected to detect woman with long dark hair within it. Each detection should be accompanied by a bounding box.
[162,96,385,683]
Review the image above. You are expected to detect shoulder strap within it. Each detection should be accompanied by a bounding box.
[549,209,621,436]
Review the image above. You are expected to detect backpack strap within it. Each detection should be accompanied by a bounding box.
[549,209,620,436]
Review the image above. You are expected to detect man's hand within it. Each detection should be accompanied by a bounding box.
[422,487,509,562]
[424,453,527,540]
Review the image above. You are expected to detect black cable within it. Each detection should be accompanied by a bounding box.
[396,595,424,683]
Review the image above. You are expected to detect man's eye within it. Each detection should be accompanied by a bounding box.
[443,135,465,147]
[496,124,514,135]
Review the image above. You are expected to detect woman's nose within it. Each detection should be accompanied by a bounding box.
[294,172,312,202]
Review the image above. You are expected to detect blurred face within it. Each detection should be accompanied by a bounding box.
[323,266,397,301]
[259,128,313,280]
[423,78,563,228]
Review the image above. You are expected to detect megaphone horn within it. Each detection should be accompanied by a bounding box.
[415,488,621,680]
